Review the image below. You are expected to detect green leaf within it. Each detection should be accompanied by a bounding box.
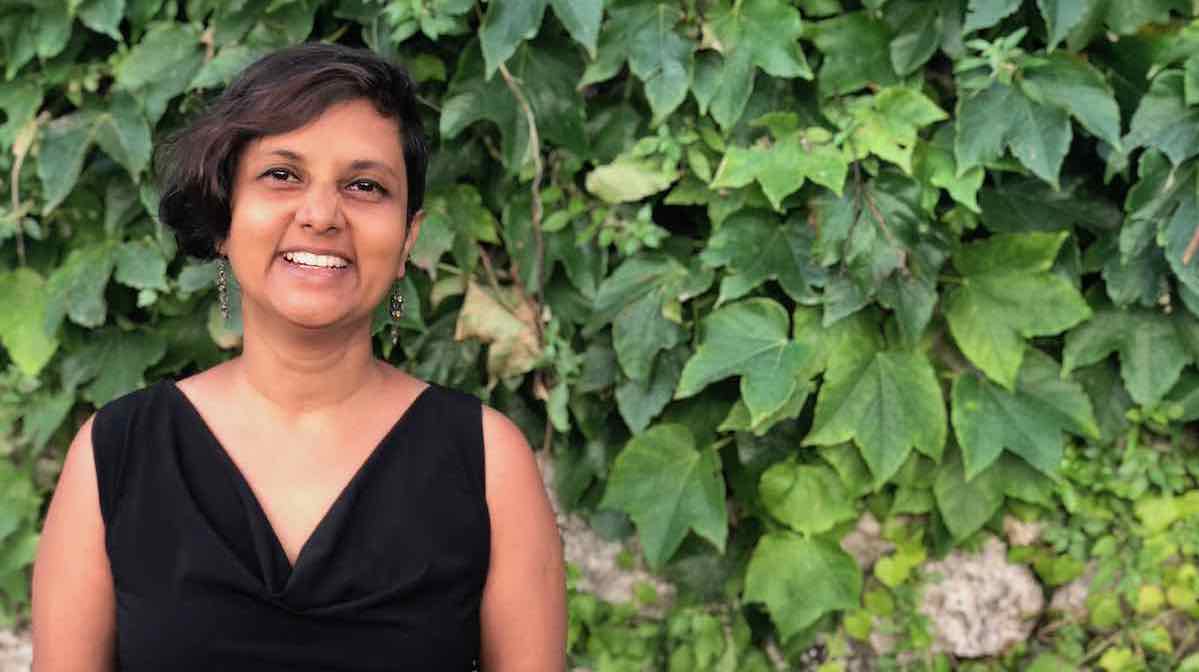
[37,112,99,215]
[94,92,153,179]
[44,243,117,333]
[600,424,728,568]
[962,0,1021,33]
[585,157,678,203]
[889,1,944,76]
[699,210,824,305]
[1036,0,1087,51]
[1127,71,1199,166]
[443,38,586,171]
[810,11,897,97]
[34,1,71,59]
[114,240,169,291]
[829,86,948,174]
[583,1,693,124]
[0,269,60,377]
[711,130,849,207]
[979,176,1121,234]
[744,533,861,639]
[805,335,947,485]
[60,328,167,406]
[1062,306,1197,407]
[1020,52,1123,150]
[20,390,74,455]
[676,299,813,424]
[698,0,812,128]
[616,346,687,433]
[915,138,983,213]
[955,81,1072,186]
[944,232,1091,388]
[591,254,713,381]
[78,0,126,40]
[952,349,1099,479]
[935,450,1005,541]
[759,458,857,535]
[115,22,204,91]
[191,45,266,89]
[480,0,549,76]
[549,0,602,58]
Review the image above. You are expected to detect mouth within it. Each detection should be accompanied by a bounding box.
[281,251,352,269]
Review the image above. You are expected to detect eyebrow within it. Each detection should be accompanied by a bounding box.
[262,149,400,181]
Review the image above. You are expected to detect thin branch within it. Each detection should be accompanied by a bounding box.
[1183,222,1199,265]
[496,61,546,313]
[9,113,46,267]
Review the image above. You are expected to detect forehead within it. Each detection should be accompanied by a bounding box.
[243,98,406,170]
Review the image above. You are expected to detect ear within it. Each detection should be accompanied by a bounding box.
[215,239,228,257]
[396,210,424,279]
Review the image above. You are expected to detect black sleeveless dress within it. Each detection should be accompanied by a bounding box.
[91,380,490,671]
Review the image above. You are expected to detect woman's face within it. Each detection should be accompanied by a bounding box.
[222,98,421,332]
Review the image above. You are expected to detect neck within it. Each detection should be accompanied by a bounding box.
[231,306,385,418]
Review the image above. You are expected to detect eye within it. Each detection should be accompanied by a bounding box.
[261,167,297,182]
[347,179,388,195]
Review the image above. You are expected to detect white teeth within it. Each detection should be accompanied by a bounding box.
[283,251,349,268]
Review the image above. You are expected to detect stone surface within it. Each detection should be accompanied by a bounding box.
[918,536,1044,658]
[1002,515,1043,547]
[840,512,894,571]
[1048,563,1096,621]
[0,627,31,672]
[535,451,675,615]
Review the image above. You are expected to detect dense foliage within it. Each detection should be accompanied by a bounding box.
[4,0,1199,668]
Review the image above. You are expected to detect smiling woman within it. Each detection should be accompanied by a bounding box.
[30,44,566,672]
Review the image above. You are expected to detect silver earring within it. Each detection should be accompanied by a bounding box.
[390,285,404,346]
[217,257,230,321]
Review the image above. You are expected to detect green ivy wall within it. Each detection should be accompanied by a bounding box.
[3,0,1199,669]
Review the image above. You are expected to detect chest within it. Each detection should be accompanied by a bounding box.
[187,401,404,569]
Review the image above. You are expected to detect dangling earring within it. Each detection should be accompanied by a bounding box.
[216,257,230,321]
[389,284,404,346]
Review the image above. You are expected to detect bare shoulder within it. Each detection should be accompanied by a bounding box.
[32,414,118,670]
[477,405,566,670]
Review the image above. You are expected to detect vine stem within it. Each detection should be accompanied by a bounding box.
[494,60,558,454]
[496,61,547,310]
[8,113,45,267]
[1183,222,1199,266]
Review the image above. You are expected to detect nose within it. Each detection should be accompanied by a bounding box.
[295,183,344,233]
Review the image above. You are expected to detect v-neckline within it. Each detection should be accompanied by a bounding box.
[164,380,433,581]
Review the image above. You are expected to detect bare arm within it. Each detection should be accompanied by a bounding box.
[31,415,117,672]
[478,407,566,671]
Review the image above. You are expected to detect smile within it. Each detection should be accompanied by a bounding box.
[282,251,351,269]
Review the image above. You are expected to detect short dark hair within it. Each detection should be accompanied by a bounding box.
[156,43,428,259]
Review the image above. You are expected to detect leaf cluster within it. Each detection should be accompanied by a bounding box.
[5,0,1199,667]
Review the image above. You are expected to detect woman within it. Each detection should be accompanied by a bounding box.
[30,43,565,671]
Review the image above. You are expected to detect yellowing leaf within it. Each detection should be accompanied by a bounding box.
[585,157,678,204]
[454,281,542,382]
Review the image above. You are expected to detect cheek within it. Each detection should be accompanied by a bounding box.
[228,193,289,248]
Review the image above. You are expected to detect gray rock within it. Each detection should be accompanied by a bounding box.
[535,451,675,615]
[0,627,31,672]
[840,513,894,572]
[918,536,1044,658]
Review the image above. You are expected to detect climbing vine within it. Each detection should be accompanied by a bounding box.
[3,0,1199,669]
